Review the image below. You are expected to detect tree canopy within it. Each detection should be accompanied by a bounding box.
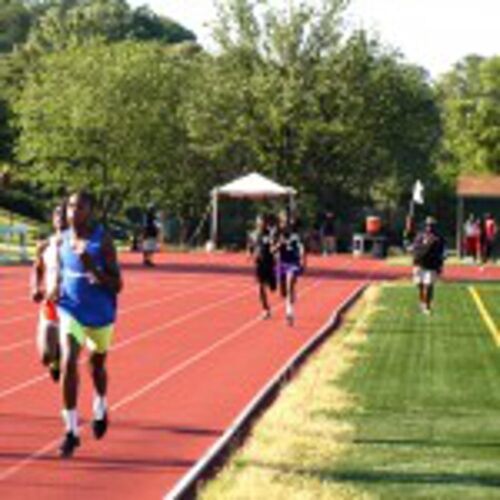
[15,41,196,219]
[437,55,500,184]
[3,0,500,240]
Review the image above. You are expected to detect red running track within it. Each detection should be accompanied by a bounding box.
[0,253,495,499]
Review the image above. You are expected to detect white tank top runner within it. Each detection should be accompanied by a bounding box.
[43,235,61,297]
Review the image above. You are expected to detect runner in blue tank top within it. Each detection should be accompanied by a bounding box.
[57,191,123,458]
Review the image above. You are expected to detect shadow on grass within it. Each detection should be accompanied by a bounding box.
[248,460,500,488]
[353,437,500,449]
[321,469,500,488]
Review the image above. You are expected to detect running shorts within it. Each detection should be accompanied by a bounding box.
[59,310,114,354]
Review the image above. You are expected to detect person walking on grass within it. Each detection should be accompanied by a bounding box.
[412,216,445,315]
[249,214,277,319]
[57,191,123,458]
[276,211,306,326]
[31,202,68,382]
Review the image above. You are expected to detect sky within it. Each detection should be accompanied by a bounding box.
[128,0,500,78]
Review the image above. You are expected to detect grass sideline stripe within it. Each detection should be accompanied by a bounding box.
[469,286,500,347]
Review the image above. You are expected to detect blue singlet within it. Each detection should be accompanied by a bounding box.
[58,225,117,327]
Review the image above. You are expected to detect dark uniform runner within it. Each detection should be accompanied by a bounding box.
[250,214,277,319]
[276,213,305,326]
[413,216,445,315]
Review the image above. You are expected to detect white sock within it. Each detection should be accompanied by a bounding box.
[93,395,107,420]
[62,409,79,436]
[286,300,293,317]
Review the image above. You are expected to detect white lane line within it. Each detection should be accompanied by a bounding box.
[164,281,365,500]
[0,281,320,483]
[0,286,253,400]
[113,282,321,411]
[0,280,227,353]
[0,439,61,483]
[0,279,202,306]
[0,311,40,326]
[0,272,248,303]
[0,278,231,336]
[0,266,233,302]
[0,339,35,353]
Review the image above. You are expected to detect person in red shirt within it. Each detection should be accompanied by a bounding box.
[482,213,497,264]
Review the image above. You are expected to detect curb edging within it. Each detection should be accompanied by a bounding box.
[165,282,368,500]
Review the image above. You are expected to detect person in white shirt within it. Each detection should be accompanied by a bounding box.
[31,203,67,382]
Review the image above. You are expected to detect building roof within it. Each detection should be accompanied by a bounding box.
[457,175,500,198]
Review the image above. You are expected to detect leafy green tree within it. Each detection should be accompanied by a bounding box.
[26,0,132,52]
[186,0,348,181]
[130,6,195,44]
[1,0,197,172]
[9,0,444,235]
[0,56,16,162]
[0,49,32,163]
[25,0,196,53]
[185,0,440,221]
[437,55,500,183]
[0,0,34,53]
[326,31,440,210]
[15,41,192,220]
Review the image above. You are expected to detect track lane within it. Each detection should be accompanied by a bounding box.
[0,254,378,499]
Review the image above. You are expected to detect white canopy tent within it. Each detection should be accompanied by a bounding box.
[210,172,297,248]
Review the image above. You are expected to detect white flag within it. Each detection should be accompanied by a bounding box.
[412,180,424,205]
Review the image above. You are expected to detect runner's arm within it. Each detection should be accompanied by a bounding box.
[247,231,256,259]
[31,240,47,302]
[80,234,123,293]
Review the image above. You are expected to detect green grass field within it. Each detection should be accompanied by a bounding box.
[333,283,500,499]
[201,283,500,499]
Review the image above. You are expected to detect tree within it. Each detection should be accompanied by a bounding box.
[25,0,196,53]
[325,31,440,210]
[15,41,192,220]
[0,0,34,53]
[184,0,440,222]
[437,55,500,184]
[0,55,16,162]
[186,0,348,182]
[130,6,196,44]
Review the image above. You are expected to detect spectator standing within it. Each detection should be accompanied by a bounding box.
[320,212,336,255]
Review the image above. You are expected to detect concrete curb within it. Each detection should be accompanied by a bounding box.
[164,282,368,500]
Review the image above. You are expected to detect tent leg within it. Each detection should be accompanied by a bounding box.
[289,194,296,219]
[457,196,464,258]
[210,191,218,250]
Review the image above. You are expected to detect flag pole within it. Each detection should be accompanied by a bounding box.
[409,198,415,218]
[405,180,422,251]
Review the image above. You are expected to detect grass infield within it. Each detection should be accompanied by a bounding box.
[200,283,500,499]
